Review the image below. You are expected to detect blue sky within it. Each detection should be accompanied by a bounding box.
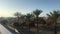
[0,0,60,17]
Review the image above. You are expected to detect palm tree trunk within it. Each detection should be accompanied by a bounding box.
[55,22,57,34]
[37,16,39,34]
[52,18,57,34]
[18,16,19,23]
[54,18,57,34]
[55,26,57,34]
[28,19,30,34]
[29,24,30,34]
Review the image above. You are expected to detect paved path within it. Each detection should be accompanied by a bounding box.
[3,24,18,34]
[0,24,13,34]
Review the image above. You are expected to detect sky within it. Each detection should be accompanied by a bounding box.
[0,0,60,17]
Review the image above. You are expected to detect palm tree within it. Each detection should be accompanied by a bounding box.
[33,9,43,34]
[26,13,34,34]
[14,12,22,23]
[14,12,23,34]
[47,10,60,34]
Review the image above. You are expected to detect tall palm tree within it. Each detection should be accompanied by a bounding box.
[26,13,34,34]
[47,10,60,34]
[33,9,43,34]
[14,12,22,23]
[14,12,23,34]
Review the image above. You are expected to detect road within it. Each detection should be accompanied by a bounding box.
[0,24,17,34]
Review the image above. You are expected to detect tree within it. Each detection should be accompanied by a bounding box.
[26,13,34,34]
[33,9,43,34]
[14,12,22,17]
[14,12,22,23]
[29,21,35,27]
[1,19,8,25]
[47,10,60,34]
[14,12,25,34]
[40,17,46,24]
[26,13,34,20]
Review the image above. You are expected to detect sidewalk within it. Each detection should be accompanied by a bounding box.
[2,24,18,34]
[0,24,12,34]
